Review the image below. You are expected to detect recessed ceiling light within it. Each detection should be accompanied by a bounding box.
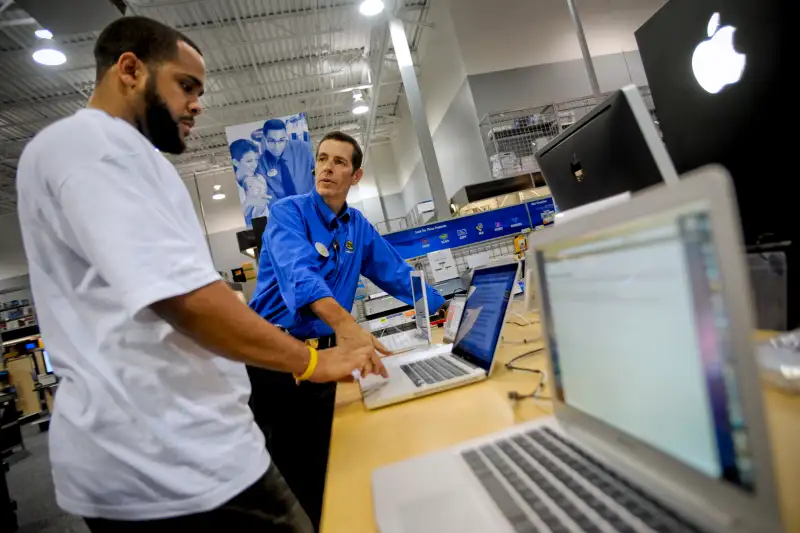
[359,0,385,16]
[352,89,370,115]
[213,184,221,190]
[212,193,226,200]
[32,48,66,66]
[35,29,53,39]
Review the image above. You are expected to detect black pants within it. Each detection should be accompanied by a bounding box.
[247,339,337,532]
[84,463,312,532]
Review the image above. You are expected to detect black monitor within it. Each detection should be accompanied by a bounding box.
[635,0,788,244]
[534,86,677,212]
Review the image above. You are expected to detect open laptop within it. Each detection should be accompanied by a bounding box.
[360,262,520,410]
[372,167,782,533]
[535,85,677,213]
[378,271,433,354]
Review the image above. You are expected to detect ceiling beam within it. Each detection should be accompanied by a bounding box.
[0,47,367,114]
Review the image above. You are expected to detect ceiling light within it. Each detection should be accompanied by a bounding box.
[359,0,385,16]
[352,90,370,115]
[32,48,66,66]
[35,29,53,39]
[213,184,221,191]
[212,193,226,200]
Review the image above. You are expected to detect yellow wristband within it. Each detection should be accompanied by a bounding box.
[294,345,318,382]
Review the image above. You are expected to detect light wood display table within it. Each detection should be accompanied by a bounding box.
[321,318,800,533]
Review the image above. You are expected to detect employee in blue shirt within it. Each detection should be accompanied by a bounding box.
[257,118,315,202]
[248,130,445,530]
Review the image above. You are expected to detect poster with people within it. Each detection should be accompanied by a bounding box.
[224,112,315,228]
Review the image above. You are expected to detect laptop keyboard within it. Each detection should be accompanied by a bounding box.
[462,427,703,533]
[400,355,469,387]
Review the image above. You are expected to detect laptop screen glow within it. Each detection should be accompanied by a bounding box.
[43,350,54,374]
[410,273,429,341]
[535,202,755,492]
[452,263,518,371]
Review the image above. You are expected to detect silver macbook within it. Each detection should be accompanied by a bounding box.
[372,166,782,533]
[379,271,433,354]
[360,262,521,410]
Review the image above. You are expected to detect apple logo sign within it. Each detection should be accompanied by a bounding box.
[691,12,746,94]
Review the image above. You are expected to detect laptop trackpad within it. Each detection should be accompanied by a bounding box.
[398,491,500,533]
[375,452,512,533]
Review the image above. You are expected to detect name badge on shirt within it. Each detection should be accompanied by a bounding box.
[315,242,330,257]
[267,168,278,177]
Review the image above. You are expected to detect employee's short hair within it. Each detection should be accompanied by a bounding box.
[229,139,259,162]
[317,131,364,171]
[263,119,287,134]
[94,16,202,83]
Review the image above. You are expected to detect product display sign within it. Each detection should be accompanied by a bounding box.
[526,197,557,228]
[384,204,532,259]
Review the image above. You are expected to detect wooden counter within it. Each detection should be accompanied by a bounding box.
[321,319,800,533]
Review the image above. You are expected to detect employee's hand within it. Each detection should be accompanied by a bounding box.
[311,345,381,383]
[334,321,390,378]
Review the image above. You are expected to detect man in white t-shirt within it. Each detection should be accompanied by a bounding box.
[15,16,385,532]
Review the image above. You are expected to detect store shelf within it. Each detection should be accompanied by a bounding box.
[0,303,30,313]
[1,322,39,335]
[0,315,36,325]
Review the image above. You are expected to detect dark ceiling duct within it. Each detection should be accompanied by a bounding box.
[15,0,125,35]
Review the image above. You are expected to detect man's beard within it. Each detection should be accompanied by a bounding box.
[136,78,185,155]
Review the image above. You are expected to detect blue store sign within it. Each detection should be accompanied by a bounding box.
[384,203,536,259]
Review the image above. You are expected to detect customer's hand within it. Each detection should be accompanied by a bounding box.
[311,345,387,382]
[334,321,390,377]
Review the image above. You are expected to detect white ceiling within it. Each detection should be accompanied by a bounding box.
[0,0,434,215]
[449,0,667,75]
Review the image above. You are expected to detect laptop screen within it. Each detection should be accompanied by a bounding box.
[43,350,54,374]
[452,263,518,371]
[410,273,429,341]
[535,202,755,492]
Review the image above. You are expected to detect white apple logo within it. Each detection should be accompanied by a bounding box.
[691,12,746,94]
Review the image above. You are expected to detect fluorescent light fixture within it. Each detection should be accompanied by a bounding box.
[213,184,221,191]
[32,48,66,66]
[352,90,370,115]
[359,0,385,16]
[212,193,226,200]
[35,29,53,39]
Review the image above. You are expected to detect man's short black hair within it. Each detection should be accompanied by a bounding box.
[263,119,287,134]
[94,16,202,82]
[317,131,364,171]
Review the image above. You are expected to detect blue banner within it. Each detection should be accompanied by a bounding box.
[526,197,556,228]
[384,204,532,259]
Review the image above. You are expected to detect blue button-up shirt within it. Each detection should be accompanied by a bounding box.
[256,139,315,201]
[250,189,445,340]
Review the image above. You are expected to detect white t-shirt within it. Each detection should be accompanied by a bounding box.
[15,108,270,520]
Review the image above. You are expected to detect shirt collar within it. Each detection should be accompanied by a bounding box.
[312,187,351,229]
